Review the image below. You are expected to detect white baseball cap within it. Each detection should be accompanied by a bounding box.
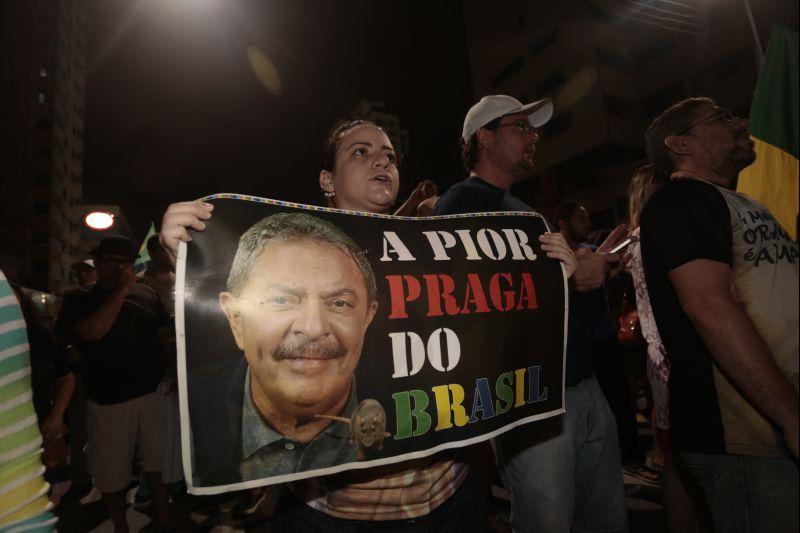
[462,95,553,142]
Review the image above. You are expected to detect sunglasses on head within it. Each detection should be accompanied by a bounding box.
[674,108,735,136]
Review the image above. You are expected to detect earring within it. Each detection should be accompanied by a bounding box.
[323,190,335,198]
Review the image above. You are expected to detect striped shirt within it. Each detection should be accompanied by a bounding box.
[0,271,56,531]
[291,455,469,521]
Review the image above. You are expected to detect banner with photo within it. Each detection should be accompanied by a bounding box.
[176,194,567,494]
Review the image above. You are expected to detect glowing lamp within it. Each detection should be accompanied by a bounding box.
[85,211,114,230]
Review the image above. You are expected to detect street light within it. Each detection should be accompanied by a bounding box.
[84,211,114,230]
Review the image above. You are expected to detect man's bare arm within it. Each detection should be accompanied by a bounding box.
[40,372,76,444]
[570,251,620,292]
[669,258,799,458]
[72,267,137,342]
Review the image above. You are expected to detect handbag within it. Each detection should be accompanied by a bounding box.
[617,308,642,346]
[617,280,643,346]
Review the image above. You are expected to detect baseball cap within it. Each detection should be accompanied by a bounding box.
[462,95,553,142]
[90,235,139,258]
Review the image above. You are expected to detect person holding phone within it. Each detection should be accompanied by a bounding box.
[551,199,647,469]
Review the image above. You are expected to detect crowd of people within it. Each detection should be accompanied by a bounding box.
[1,93,797,533]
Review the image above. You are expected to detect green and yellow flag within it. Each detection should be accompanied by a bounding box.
[134,222,157,273]
[737,26,799,240]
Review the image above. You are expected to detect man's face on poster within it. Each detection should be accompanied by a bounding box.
[220,237,377,417]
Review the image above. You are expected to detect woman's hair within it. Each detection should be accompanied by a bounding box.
[628,163,668,227]
[321,119,381,172]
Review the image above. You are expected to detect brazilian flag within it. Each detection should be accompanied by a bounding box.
[134,222,157,273]
[737,26,799,240]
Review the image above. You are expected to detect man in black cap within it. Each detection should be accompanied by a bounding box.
[57,235,178,532]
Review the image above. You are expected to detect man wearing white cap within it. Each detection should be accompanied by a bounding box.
[435,95,554,214]
[435,95,628,533]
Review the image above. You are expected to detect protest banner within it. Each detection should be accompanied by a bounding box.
[176,194,567,493]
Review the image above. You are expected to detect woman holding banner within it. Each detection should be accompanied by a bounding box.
[162,120,490,531]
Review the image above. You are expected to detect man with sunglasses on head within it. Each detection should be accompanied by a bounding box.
[640,97,799,533]
[57,235,178,532]
[434,95,628,533]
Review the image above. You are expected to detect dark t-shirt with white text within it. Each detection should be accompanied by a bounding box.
[641,177,799,458]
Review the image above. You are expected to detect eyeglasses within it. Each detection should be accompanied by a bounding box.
[495,119,538,136]
[675,108,736,135]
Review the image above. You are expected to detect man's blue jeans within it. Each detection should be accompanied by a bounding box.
[680,451,799,533]
[494,376,628,533]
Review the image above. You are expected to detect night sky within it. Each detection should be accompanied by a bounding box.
[84,0,474,239]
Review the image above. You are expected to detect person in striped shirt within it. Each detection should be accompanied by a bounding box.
[0,268,58,532]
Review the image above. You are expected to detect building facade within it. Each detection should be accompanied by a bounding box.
[0,0,87,292]
[462,0,795,226]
